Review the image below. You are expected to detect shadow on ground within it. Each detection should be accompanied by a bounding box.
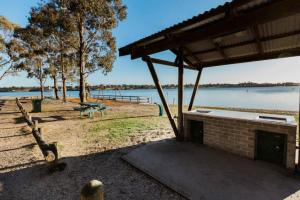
[0,143,36,153]
[0,100,6,111]
[0,141,185,200]
[32,115,67,123]
[0,111,22,115]
[0,100,5,106]
[13,115,67,124]
[0,131,30,139]
[13,117,27,125]
[2,138,300,200]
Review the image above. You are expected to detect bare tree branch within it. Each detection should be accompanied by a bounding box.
[0,65,14,80]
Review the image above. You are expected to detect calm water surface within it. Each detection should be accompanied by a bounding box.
[1,86,299,111]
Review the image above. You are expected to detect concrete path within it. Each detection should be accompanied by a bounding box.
[123,139,300,200]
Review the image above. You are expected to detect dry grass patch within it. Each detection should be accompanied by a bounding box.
[87,116,168,144]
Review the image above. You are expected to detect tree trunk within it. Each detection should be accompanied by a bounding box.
[62,74,67,102]
[40,83,44,100]
[78,20,86,103]
[53,74,59,100]
[60,48,67,103]
[39,65,44,100]
[79,59,86,103]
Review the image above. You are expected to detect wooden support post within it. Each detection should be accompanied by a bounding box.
[188,68,203,111]
[143,56,179,138]
[177,48,184,140]
[80,180,104,200]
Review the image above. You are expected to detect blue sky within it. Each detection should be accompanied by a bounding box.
[0,0,300,87]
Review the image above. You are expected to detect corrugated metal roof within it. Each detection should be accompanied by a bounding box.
[119,0,300,69]
[258,14,300,38]
[120,0,269,50]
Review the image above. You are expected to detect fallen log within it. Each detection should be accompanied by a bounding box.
[16,98,66,172]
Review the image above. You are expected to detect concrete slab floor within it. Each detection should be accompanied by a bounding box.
[123,139,300,200]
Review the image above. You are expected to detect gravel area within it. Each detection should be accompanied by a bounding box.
[0,98,185,200]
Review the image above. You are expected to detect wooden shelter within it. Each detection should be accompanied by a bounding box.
[119,0,300,140]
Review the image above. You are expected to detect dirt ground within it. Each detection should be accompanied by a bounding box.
[0,97,185,200]
[1,97,298,200]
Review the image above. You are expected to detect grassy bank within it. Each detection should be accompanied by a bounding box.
[88,116,168,143]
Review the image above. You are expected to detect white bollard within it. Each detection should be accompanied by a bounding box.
[80,180,104,200]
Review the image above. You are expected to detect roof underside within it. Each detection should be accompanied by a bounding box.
[119,0,300,70]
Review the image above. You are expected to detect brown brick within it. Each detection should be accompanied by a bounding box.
[184,112,297,170]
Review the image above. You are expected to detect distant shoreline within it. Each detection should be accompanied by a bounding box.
[0,83,299,92]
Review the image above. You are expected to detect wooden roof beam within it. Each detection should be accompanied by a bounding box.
[213,41,229,60]
[250,25,263,54]
[182,47,203,66]
[171,49,194,67]
[187,29,300,57]
[142,56,195,70]
[130,0,300,59]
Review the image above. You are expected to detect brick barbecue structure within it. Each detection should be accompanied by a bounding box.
[184,109,297,169]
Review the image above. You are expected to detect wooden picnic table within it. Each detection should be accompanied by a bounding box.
[80,102,106,109]
[75,102,108,118]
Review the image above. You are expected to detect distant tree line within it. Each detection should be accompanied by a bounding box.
[89,82,300,90]
[187,82,300,88]
[0,0,126,102]
[1,82,299,92]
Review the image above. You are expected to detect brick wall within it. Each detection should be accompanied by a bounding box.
[184,113,297,169]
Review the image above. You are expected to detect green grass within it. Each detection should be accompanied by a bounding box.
[57,143,64,151]
[88,116,168,143]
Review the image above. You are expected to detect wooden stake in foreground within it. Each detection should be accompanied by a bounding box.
[80,180,104,200]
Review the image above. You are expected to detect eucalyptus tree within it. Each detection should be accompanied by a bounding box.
[29,2,77,102]
[25,56,48,100]
[62,0,127,102]
[0,16,25,80]
[0,16,17,66]
[14,24,49,100]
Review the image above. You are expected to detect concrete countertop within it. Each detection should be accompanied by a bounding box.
[184,109,297,126]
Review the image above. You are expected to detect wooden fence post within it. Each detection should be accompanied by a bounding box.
[80,180,104,200]
[38,127,43,135]
[34,120,38,130]
[28,115,32,122]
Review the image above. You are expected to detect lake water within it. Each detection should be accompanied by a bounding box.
[1,86,299,111]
